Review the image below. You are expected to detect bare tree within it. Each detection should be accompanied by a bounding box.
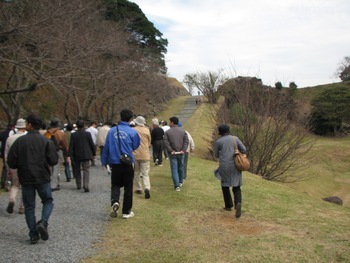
[217,77,315,182]
[183,69,227,103]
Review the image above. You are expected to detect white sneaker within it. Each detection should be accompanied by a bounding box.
[175,187,181,192]
[110,202,119,218]
[122,211,134,219]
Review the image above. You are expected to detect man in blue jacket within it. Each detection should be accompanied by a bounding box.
[101,109,140,219]
[7,113,58,244]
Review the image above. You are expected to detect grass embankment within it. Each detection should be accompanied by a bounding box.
[84,96,350,263]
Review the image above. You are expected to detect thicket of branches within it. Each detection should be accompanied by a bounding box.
[216,77,315,182]
[0,0,185,126]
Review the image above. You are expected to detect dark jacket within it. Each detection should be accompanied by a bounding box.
[151,127,164,144]
[7,130,59,185]
[69,129,95,161]
[164,125,189,153]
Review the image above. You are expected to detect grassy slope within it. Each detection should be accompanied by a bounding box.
[83,96,350,263]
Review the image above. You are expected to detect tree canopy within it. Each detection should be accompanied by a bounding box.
[310,86,350,135]
[103,0,168,73]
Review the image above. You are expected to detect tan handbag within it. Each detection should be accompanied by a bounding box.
[233,137,250,171]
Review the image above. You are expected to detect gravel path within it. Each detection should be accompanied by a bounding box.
[0,96,200,263]
[0,157,111,263]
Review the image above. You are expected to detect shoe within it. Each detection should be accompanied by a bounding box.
[145,189,150,199]
[51,187,60,191]
[30,236,39,244]
[6,201,14,214]
[5,181,11,191]
[155,159,159,166]
[37,221,49,241]
[180,180,184,187]
[158,164,163,167]
[19,207,25,214]
[110,202,119,218]
[235,203,242,218]
[84,188,89,192]
[135,190,142,194]
[77,186,81,190]
[175,187,180,192]
[122,211,134,219]
[224,207,233,211]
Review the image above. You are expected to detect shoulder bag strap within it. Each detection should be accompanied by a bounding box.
[116,125,123,154]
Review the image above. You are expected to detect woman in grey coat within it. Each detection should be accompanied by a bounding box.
[213,124,247,218]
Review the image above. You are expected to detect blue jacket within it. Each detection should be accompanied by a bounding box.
[101,122,140,165]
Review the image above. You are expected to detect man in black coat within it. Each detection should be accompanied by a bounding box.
[7,113,58,244]
[69,120,96,192]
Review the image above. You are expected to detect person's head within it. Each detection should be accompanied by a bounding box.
[152,118,159,127]
[218,124,230,136]
[15,118,26,131]
[76,119,85,129]
[162,120,168,126]
[66,123,74,132]
[120,109,134,122]
[49,117,60,128]
[26,113,43,130]
[169,116,179,127]
[89,121,97,127]
[134,116,146,127]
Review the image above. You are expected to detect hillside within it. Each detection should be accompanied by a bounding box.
[81,96,350,263]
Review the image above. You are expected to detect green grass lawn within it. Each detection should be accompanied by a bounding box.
[83,96,350,263]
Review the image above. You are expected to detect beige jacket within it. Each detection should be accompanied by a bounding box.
[133,125,151,160]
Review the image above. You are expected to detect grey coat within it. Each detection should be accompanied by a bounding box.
[213,135,247,187]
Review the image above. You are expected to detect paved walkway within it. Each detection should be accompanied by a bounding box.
[175,96,200,125]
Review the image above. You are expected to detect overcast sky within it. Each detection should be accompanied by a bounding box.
[131,0,350,88]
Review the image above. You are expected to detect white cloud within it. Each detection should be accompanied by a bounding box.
[131,0,350,87]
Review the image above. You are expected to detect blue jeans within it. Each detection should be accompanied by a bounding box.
[22,183,54,238]
[169,154,185,188]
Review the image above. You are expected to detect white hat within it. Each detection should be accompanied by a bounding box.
[134,116,146,127]
[152,118,159,126]
[15,118,26,128]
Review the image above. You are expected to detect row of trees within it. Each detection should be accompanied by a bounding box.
[0,0,180,126]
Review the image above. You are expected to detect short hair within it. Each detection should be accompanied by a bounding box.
[169,116,179,125]
[120,109,134,122]
[76,119,85,129]
[26,113,42,130]
[66,123,74,131]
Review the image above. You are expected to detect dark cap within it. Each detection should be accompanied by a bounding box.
[50,118,60,127]
[218,124,230,135]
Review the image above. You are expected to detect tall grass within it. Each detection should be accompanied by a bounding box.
[83,97,350,263]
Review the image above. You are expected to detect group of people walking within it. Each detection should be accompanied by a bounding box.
[1,106,248,244]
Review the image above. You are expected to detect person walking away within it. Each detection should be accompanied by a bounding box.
[132,116,152,199]
[0,124,13,189]
[69,120,96,192]
[183,130,195,181]
[213,124,247,219]
[161,120,170,160]
[4,118,27,214]
[96,121,112,155]
[64,123,74,182]
[164,117,189,191]
[44,118,69,191]
[151,120,164,166]
[7,113,58,244]
[101,109,140,219]
[85,121,98,166]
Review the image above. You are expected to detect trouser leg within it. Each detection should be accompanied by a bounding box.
[222,186,233,209]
